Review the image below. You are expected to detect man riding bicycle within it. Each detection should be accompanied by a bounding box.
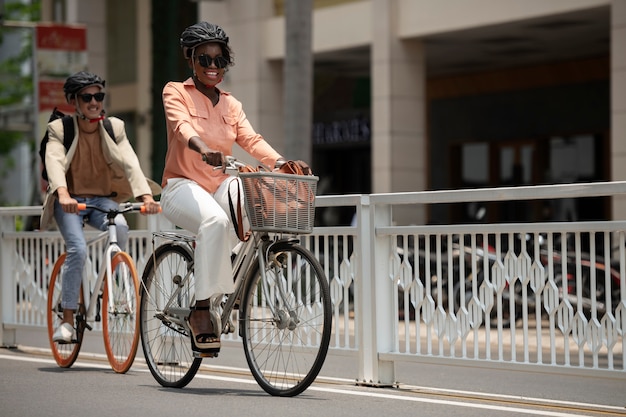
[42,71,160,343]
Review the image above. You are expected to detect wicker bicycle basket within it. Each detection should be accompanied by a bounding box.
[239,171,318,234]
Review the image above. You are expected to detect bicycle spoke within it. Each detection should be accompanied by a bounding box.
[241,242,331,397]
[140,243,201,388]
[47,254,83,368]
[102,252,140,373]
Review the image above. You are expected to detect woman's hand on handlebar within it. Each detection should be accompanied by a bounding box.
[201,150,225,169]
[203,154,245,172]
[188,136,225,170]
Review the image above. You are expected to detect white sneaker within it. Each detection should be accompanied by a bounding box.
[52,323,75,344]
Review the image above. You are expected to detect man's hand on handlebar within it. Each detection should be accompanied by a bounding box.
[140,194,161,215]
[58,195,79,214]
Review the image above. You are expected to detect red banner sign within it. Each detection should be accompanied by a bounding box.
[35,24,88,193]
[36,24,87,51]
[38,80,75,113]
[36,24,87,112]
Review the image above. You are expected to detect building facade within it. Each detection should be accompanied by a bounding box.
[40,0,626,226]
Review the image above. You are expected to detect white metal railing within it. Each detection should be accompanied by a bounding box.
[1,181,625,386]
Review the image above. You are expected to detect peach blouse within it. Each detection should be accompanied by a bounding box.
[161,78,281,193]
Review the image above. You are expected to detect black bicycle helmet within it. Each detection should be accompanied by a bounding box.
[180,21,229,59]
[63,71,105,101]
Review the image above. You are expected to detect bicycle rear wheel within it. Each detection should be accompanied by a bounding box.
[102,251,140,373]
[140,243,201,388]
[241,241,332,397]
[47,254,84,368]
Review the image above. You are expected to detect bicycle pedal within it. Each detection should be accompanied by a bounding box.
[193,350,219,358]
[224,318,236,334]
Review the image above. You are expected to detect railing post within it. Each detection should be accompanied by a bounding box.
[0,214,17,347]
[356,195,372,384]
[357,196,395,386]
[147,212,173,234]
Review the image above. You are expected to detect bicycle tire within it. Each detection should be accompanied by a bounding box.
[102,251,140,373]
[140,243,201,388]
[47,253,84,368]
[241,241,332,397]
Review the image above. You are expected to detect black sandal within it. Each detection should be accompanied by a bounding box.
[186,305,221,351]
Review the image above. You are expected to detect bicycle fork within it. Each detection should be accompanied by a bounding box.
[104,244,136,317]
[257,242,300,331]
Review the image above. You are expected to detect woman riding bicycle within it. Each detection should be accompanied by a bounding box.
[159,21,312,352]
[42,71,161,343]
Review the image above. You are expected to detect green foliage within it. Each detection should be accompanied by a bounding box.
[15,215,24,231]
[0,1,41,155]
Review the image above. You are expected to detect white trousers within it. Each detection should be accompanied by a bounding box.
[160,177,248,300]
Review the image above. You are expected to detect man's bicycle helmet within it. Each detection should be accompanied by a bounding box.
[63,71,105,101]
[180,21,229,59]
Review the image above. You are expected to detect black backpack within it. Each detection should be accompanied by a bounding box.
[39,107,115,181]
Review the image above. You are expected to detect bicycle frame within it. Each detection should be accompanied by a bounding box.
[81,238,125,324]
[146,231,298,336]
[76,211,135,325]
[140,159,330,395]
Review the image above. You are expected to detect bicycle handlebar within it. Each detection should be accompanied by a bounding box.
[77,202,161,215]
[202,154,279,172]
[202,154,250,171]
[222,155,248,170]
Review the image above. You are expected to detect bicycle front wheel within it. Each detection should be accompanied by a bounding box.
[140,243,201,388]
[241,241,332,397]
[47,254,83,368]
[102,251,140,373]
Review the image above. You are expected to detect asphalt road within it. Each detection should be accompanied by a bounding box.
[1,328,625,417]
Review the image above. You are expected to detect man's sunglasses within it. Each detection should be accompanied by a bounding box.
[196,55,229,69]
[78,92,106,103]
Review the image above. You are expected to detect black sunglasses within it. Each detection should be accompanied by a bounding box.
[196,54,229,69]
[78,92,106,103]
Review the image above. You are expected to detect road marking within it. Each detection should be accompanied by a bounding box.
[1,352,622,416]
[0,353,110,368]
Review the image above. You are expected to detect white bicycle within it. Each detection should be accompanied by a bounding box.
[47,202,156,373]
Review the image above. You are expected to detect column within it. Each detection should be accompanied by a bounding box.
[371,0,427,225]
[135,0,152,230]
[612,0,626,219]
[0,215,16,347]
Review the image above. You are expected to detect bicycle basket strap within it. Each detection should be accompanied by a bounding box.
[227,178,249,242]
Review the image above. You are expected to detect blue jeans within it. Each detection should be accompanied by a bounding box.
[53,196,128,310]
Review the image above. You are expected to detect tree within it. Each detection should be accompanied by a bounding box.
[0,1,40,208]
[0,1,39,154]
